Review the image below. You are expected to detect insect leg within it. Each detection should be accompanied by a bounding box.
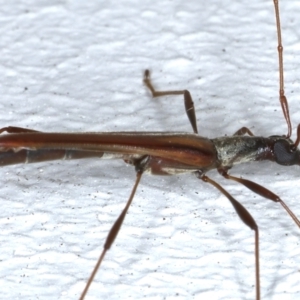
[219,169,300,228]
[143,70,198,133]
[273,0,292,138]
[233,127,254,136]
[198,172,260,300]
[80,156,149,300]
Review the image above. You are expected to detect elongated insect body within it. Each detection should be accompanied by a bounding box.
[1,132,299,171]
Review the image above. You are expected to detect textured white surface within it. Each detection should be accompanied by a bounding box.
[0,1,299,299]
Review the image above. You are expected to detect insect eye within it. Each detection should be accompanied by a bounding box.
[274,140,299,165]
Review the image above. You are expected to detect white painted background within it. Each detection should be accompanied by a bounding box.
[0,0,299,299]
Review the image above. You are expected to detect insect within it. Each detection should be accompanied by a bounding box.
[0,0,300,300]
